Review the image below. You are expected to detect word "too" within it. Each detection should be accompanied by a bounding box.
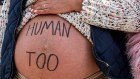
[26,51,59,71]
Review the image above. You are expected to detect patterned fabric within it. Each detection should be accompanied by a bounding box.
[81,0,140,32]
[0,0,10,60]
[0,0,136,78]
[18,0,92,43]
[0,0,92,45]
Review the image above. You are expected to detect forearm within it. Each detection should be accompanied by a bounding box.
[80,0,140,32]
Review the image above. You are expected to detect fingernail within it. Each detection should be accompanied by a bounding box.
[34,10,37,13]
[31,9,33,12]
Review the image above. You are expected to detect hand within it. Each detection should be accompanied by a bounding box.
[31,0,83,14]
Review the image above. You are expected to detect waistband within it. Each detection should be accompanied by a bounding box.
[13,71,105,79]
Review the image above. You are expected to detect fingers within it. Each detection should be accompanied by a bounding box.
[32,7,61,14]
[31,0,52,14]
[30,0,72,14]
[33,1,50,9]
[33,3,49,10]
[31,4,52,14]
[33,8,51,14]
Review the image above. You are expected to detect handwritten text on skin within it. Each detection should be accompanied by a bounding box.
[26,51,59,71]
[26,21,72,37]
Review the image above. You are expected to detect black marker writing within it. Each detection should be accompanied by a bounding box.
[53,21,61,36]
[26,51,59,71]
[47,54,59,71]
[62,22,71,37]
[26,23,35,36]
[26,51,36,66]
[26,21,71,37]
[34,22,42,35]
[36,53,46,69]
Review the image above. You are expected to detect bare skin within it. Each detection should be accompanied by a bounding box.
[31,0,83,14]
[14,15,99,79]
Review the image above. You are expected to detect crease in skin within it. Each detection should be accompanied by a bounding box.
[43,44,48,51]
[41,39,49,52]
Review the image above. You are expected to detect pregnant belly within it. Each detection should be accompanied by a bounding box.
[14,15,99,79]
